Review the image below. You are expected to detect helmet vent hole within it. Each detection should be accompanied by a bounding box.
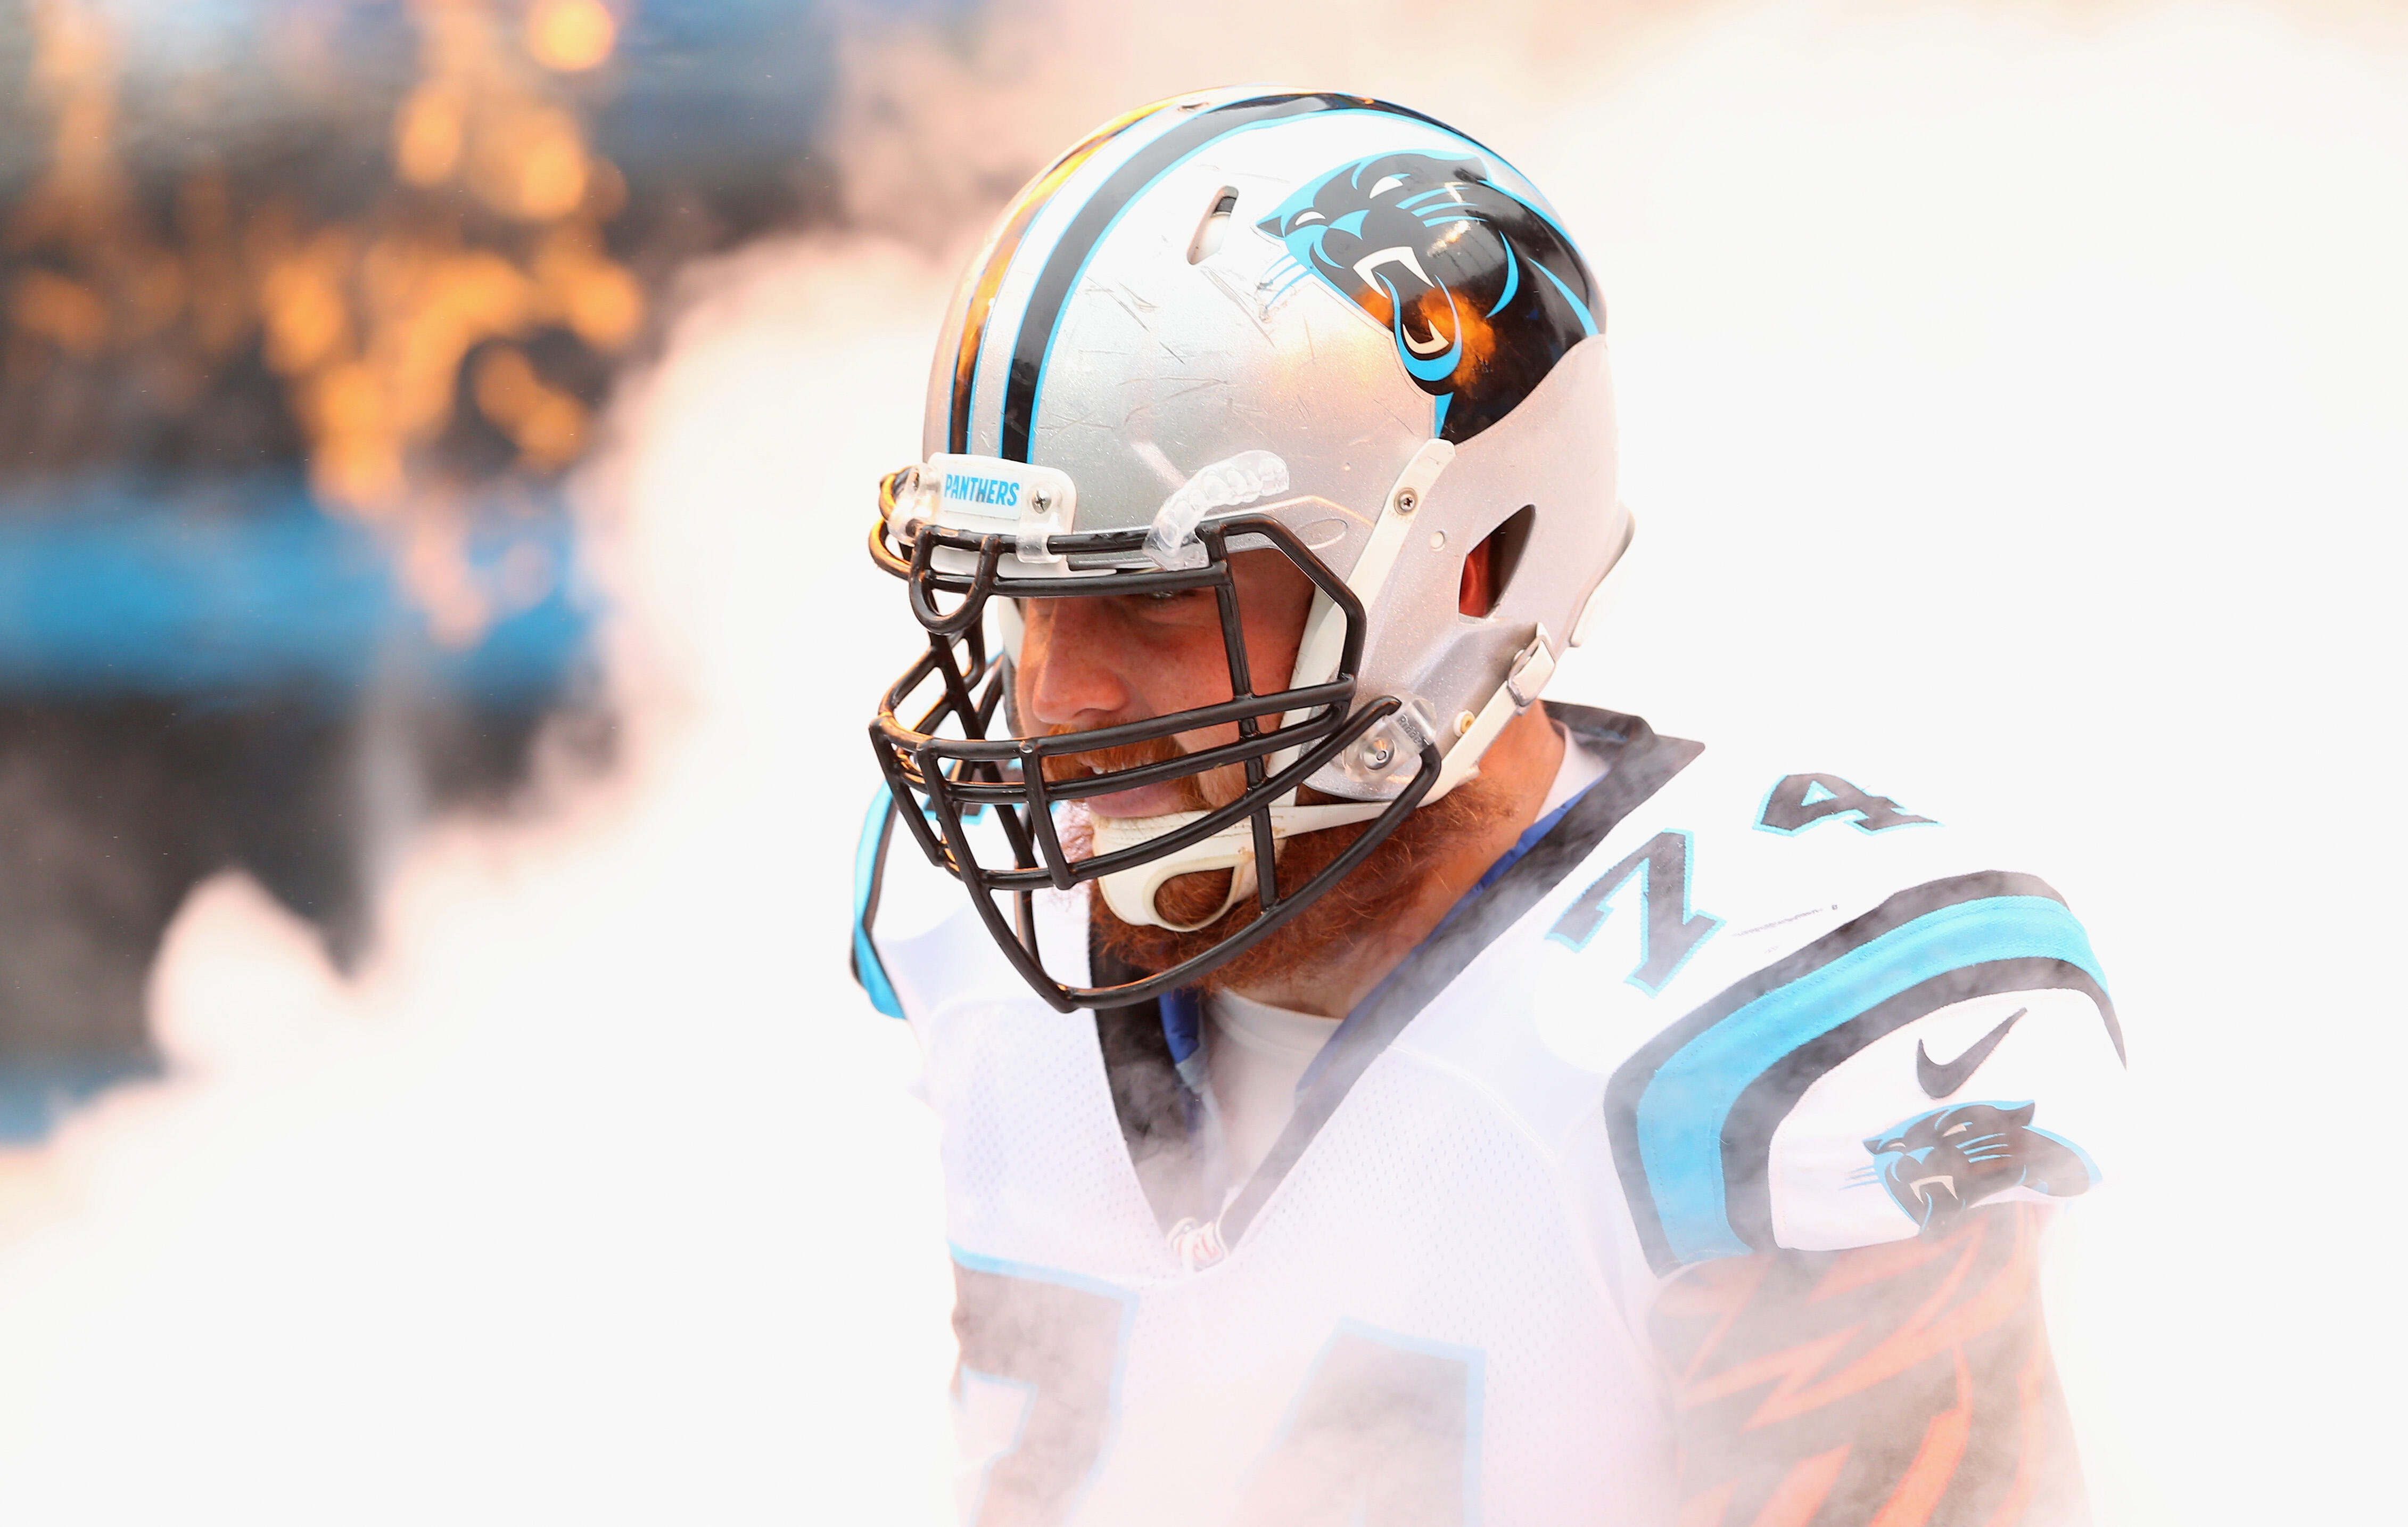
[1461,504,1537,620]
[1187,187,1239,264]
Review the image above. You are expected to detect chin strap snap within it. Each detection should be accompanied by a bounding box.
[1426,623,1555,801]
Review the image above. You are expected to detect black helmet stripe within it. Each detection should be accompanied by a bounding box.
[947,102,1159,455]
[994,91,1467,463]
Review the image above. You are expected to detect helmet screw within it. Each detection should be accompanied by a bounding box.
[1455,710,1477,736]
[1362,736,1395,769]
[1394,488,1419,516]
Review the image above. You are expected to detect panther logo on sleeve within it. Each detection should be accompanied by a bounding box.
[1256,151,1599,441]
[1858,1101,2096,1238]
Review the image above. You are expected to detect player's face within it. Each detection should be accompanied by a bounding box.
[1015,549,1318,819]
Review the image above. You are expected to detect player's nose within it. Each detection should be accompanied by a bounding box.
[1018,597,1135,730]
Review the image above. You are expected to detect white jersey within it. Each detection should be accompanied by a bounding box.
[852,705,2124,1526]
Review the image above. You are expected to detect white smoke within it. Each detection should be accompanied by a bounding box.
[0,237,966,1523]
[0,2,2399,1522]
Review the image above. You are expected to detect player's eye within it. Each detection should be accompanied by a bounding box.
[1121,587,1213,621]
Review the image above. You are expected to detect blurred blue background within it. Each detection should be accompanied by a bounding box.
[0,0,934,1134]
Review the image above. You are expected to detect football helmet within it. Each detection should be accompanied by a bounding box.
[869,86,1631,1011]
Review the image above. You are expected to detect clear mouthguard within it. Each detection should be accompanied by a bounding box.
[1143,450,1291,570]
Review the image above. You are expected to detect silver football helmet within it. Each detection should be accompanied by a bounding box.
[869,86,1631,1011]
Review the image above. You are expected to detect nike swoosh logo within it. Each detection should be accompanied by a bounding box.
[1916,1007,2027,1098]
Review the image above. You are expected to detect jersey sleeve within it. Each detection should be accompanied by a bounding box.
[1604,870,2124,1274]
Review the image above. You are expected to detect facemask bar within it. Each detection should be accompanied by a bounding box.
[868,471,1443,1013]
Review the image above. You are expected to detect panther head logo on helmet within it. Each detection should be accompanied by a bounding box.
[1257,151,1600,441]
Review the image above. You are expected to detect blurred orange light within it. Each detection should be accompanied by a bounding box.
[514,130,588,219]
[526,0,616,73]
[394,85,465,185]
[9,269,110,354]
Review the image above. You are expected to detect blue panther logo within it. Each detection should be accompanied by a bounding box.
[1854,1101,2097,1239]
[1257,152,1600,441]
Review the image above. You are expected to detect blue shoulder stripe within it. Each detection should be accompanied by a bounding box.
[1605,872,2119,1272]
[852,783,905,1020]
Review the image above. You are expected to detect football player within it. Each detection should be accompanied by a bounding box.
[853,86,2122,1526]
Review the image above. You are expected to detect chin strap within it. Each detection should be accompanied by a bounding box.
[1093,625,1558,931]
[1429,623,1557,800]
[1091,799,1388,931]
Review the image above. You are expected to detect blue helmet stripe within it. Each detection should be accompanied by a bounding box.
[945,102,1158,454]
[996,91,1483,462]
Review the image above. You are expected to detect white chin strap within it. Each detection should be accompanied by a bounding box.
[1093,620,1557,931]
[1092,800,1387,931]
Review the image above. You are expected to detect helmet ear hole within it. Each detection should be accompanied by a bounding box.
[1188,187,1240,264]
[1461,504,1537,619]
